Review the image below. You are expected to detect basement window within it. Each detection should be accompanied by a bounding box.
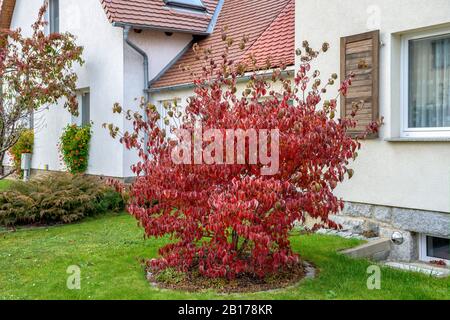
[419,234,449,265]
[164,0,206,11]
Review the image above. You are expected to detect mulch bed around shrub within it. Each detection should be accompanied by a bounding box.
[146,261,316,293]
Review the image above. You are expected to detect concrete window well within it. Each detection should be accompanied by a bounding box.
[326,202,450,277]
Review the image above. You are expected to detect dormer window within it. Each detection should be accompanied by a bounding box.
[164,0,206,12]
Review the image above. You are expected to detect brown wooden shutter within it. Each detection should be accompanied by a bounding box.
[340,30,380,138]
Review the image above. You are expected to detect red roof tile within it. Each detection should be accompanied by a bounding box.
[0,0,16,29]
[0,1,221,34]
[151,0,295,90]
[241,0,295,70]
[1,0,295,90]
[101,0,221,34]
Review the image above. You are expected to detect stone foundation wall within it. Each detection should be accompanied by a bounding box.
[330,202,449,262]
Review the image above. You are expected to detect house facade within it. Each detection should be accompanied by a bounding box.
[1,0,448,264]
[1,0,294,178]
[2,0,224,178]
[296,0,449,263]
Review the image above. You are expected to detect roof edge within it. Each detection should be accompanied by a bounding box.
[104,0,224,36]
[0,0,16,30]
[241,0,295,66]
[149,66,295,93]
[142,0,225,92]
[149,36,198,87]
[112,22,211,36]
[206,0,224,34]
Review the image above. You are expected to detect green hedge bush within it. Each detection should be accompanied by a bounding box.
[9,129,34,178]
[0,173,124,227]
[60,124,91,174]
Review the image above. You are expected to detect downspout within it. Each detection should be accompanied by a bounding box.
[123,26,149,152]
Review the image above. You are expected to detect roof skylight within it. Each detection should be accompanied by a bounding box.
[165,0,207,12]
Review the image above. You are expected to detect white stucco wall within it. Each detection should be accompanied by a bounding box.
[150,72,296,115]
[123,30,193,177]
[296,0,450,213]
[8,1,194,178]
[10,0,125,177]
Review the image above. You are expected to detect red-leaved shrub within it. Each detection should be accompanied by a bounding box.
[107,38,381,279]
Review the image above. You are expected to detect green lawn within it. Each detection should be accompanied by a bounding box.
[0,213,448,300]
[0,179,12,191]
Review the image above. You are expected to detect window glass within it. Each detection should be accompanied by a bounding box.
[408,34,450,128]
[81,92,90,126]
[426,236,449,260]
[50,0,59,33]
[72,91,90,126]
[28,110,34,129]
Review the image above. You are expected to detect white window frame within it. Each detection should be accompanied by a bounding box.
[400,27,450,138]
[419,234,449,265]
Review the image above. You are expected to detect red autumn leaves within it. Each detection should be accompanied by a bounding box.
[109,38,380,279]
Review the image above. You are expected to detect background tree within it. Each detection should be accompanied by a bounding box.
[0,1,84,178]
[107,36,381,280]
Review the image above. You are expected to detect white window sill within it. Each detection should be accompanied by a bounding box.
[385,137,450,142]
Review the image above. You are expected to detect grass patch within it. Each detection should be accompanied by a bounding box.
[0,179,13,191]
[0,213,449,300]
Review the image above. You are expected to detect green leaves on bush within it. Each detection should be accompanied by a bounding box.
[9,130,34,178]
[60,124,91,174]
[0,173,124,227]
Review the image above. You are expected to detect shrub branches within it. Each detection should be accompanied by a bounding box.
[0,1,84,177]
[60,124,92,174]
[106,37,381,279]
